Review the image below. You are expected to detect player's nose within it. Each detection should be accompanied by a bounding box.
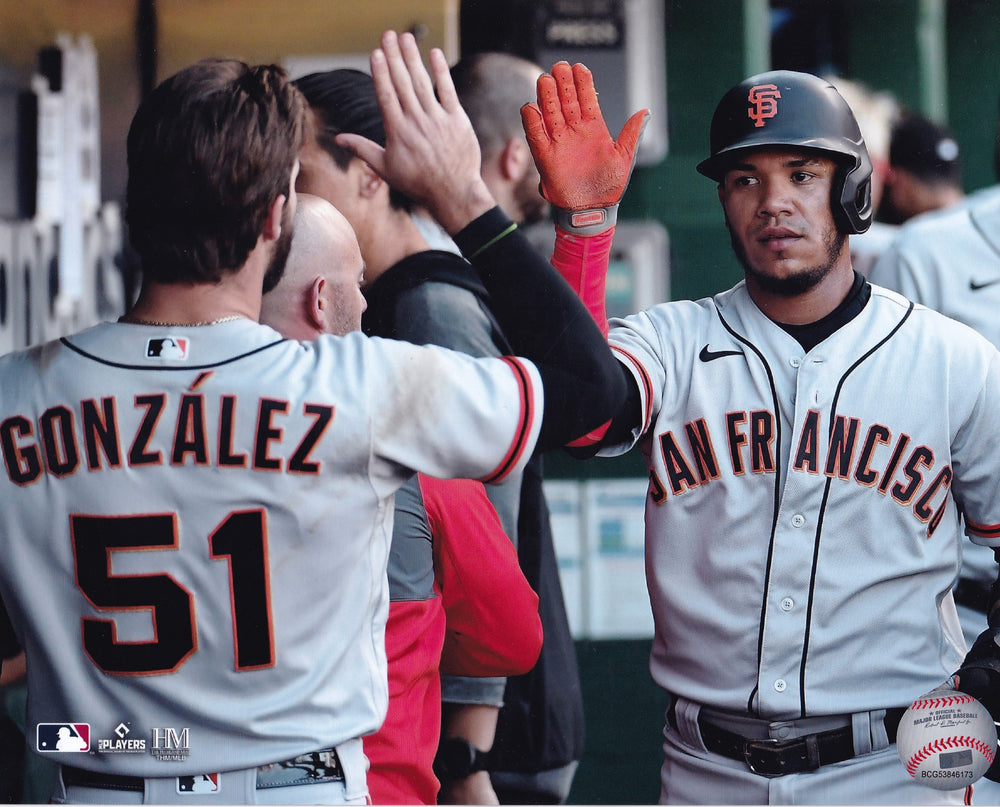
[756,176,794,219]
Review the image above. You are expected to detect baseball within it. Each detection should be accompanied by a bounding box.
[897,689,997,790]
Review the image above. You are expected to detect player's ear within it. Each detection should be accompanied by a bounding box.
[500,137,531,181]
[306,275,327,332]
[262,194,287,242]
[356,160,384,200]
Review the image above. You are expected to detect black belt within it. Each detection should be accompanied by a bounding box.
[62,746,344,792]
[667,701,905,777]
[954,577,993,614]
[62,765,144,792]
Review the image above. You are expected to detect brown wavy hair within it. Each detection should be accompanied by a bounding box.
[126,58,305,284]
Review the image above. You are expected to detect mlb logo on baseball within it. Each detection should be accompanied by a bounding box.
[897,690,998,790]
[36,723,90,752]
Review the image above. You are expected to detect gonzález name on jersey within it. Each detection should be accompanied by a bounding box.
[0,394,334,485]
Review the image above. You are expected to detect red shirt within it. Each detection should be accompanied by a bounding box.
[364,475,543,804]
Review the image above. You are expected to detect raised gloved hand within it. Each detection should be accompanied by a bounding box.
[952,627,1000,782]
[520,61,649,235]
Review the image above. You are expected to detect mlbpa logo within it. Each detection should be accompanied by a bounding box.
[146,336,189,360]
[747,84,781,127]
[36,723,90,752]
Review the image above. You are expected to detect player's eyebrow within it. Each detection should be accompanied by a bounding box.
[730,156,826,172]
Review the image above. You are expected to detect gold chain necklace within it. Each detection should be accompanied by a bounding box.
[118,315,245,327]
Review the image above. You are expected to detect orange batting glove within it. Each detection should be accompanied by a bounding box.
[520,61,649,235]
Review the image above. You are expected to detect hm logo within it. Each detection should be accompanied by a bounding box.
[747,84,781,128]
[152,727,191,761]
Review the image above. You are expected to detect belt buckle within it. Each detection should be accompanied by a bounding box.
[743,737,798,777]
[256,747,344,789]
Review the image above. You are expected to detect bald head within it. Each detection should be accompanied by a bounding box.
[260,193,366,339]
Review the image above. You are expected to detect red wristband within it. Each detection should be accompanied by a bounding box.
[551,225,615,338]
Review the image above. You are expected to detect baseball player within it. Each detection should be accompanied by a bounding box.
[259,192,543,804]
[449,52,587,805]
[880,111,965,224]
[293,61,585,805]
[869,181,1000,806]
[514,64,1000,804]
[0,38,626,804]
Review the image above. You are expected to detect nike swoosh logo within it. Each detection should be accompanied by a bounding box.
[970,278,1000,291]
[699,345,743,362]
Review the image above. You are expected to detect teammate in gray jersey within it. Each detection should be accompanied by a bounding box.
[870,140,1000,806]
[508,63,1000,804]
[0,35,626,804]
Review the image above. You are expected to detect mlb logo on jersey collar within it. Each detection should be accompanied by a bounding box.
[145,336,189,359]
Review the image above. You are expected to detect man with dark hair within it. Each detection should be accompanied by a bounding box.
[504,63,1000,803]
[881,111,964,223]
[871,102,1000,807]
[125,58,303,293]
[448,49,587,806]
[294,65,545,804]
[0,41,627,804]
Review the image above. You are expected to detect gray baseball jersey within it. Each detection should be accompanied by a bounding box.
[868,189,1000,807]
[0,318,541,776]
[602,281,1000,717]
[870,187,1000,610]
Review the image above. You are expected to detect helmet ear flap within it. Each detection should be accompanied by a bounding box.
[834,158,874,234]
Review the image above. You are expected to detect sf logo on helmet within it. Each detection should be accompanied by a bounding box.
[747,84,781,128]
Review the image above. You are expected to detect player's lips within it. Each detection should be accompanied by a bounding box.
[757,227,802,251]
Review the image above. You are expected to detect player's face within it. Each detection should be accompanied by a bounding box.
[263,162,299,294]
[322,215,368,336]
[324,259,367,337]
[719,149,848,297]
[512,161,549,226]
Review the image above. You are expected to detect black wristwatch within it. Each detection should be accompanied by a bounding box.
[433,737,491,780]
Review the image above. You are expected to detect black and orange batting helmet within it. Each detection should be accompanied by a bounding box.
[697,70,873,234]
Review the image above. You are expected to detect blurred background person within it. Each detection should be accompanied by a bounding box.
[869,95,1000,806]
[445,50,586,806]
[880,111,965,224]
[826,75,902,276]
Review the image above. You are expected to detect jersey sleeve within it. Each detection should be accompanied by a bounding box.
[452,208,627,450]
[351,336,543,486]
[419,475,542,677]
[602,310,667,455]
[951,345,1000,547]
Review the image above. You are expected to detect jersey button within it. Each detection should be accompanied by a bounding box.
[773,679,787,692]
[789,357,801,368]
[791,514,805,528]
[780,597,794,611]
